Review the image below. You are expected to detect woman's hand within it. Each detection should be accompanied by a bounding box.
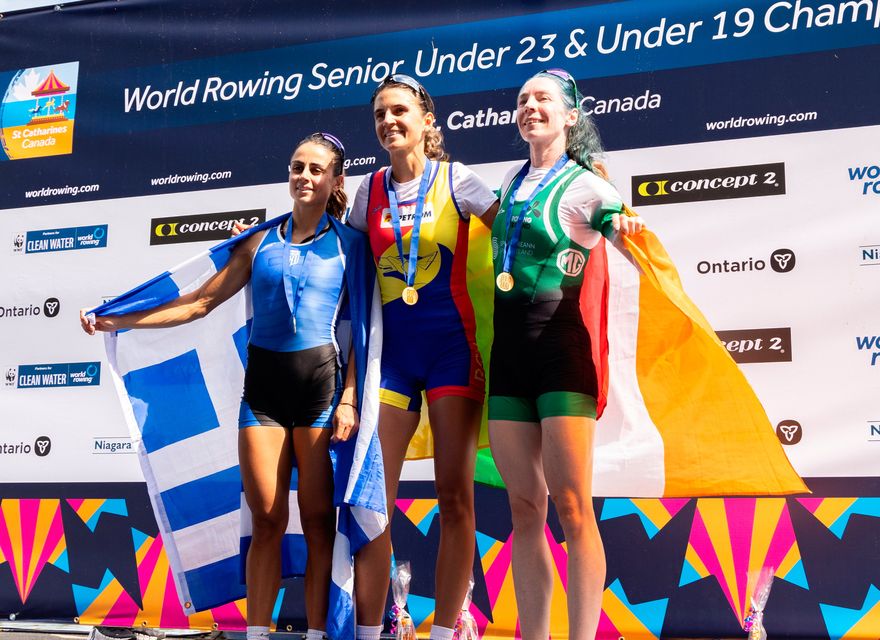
[332,402,360,443]
[611,211,645,235]
[80,308,116,335]
[231,221,254,237]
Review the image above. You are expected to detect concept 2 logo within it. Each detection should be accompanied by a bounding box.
[150,209,265,245]
[716,328,792,363]
[632,163,785,206]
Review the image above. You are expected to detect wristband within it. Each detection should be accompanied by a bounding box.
[338,402,357,409]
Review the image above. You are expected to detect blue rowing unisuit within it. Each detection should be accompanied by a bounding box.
[249,223,345,352]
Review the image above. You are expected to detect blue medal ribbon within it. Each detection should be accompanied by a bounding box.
[386,159,434,292]
[281,211,328,333]
[500,153,569,276]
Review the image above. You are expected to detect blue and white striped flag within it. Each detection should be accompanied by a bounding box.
[91,215,387,635]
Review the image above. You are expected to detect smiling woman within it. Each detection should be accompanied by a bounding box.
[80,132,371,640]
[347,74,499,640]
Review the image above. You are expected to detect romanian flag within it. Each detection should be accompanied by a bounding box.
[431,212,806,497]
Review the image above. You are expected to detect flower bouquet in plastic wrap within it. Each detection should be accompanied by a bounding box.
[452,575,478,640]
[743,566,775,640]
[389,561,417,640]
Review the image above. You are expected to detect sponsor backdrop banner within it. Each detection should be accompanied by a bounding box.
[1,0,879,638]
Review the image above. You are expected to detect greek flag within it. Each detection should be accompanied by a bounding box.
[91,214,387,637]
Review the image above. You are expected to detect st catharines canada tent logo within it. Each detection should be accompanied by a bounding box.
[0,61,79,160]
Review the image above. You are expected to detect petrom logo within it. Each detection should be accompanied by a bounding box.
[716,328,792,364]
[150,209,266,245]
[631,162,785,206]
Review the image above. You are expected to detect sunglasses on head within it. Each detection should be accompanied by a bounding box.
[371,73,434,112]
[541,68,579,101]
[318,132,346,159]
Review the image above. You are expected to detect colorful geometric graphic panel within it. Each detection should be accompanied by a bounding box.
[396,498,440,536]
[798,498,880,539]
[820,585,880,640]
[0,499,67,603]
[598,579,668,640]
[600,498,690,539]
[680,498,804,622]
[67,498,129,532]
[74,526,248,630]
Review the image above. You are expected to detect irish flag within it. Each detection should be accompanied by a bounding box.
[469,216,807,497]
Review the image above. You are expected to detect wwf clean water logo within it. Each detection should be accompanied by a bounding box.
[716,328,792,363]
[7,362,100,388]
[0,436,51,457]
[13,225,107,254]
[632,162,785,206]
[696,248,795,275]
[848,164,880,195]
[0,297,60,319]
[776,420,802,445]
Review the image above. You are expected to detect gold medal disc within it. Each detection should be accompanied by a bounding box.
[496,272,514,292]
[402,286,419,306]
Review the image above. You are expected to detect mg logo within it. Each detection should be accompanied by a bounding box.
[557,248,586,277]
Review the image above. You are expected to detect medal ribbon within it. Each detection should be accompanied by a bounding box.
[387,159,434,291]
[282,211,328,333]
[500,153,569,275]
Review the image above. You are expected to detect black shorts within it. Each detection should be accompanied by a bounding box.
[489,299,598,422]
[238,343,340,429]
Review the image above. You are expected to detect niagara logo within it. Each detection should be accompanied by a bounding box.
[93,437,135,454]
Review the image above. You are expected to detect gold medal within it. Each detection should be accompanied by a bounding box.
[496,272,514,292]
[402,286,419,306]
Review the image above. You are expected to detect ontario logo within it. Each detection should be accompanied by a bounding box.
[0,61,78,160]
[6,362,101,389]
[776,419,803,445]
[696,248,795,275]
[13,224,107,254]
